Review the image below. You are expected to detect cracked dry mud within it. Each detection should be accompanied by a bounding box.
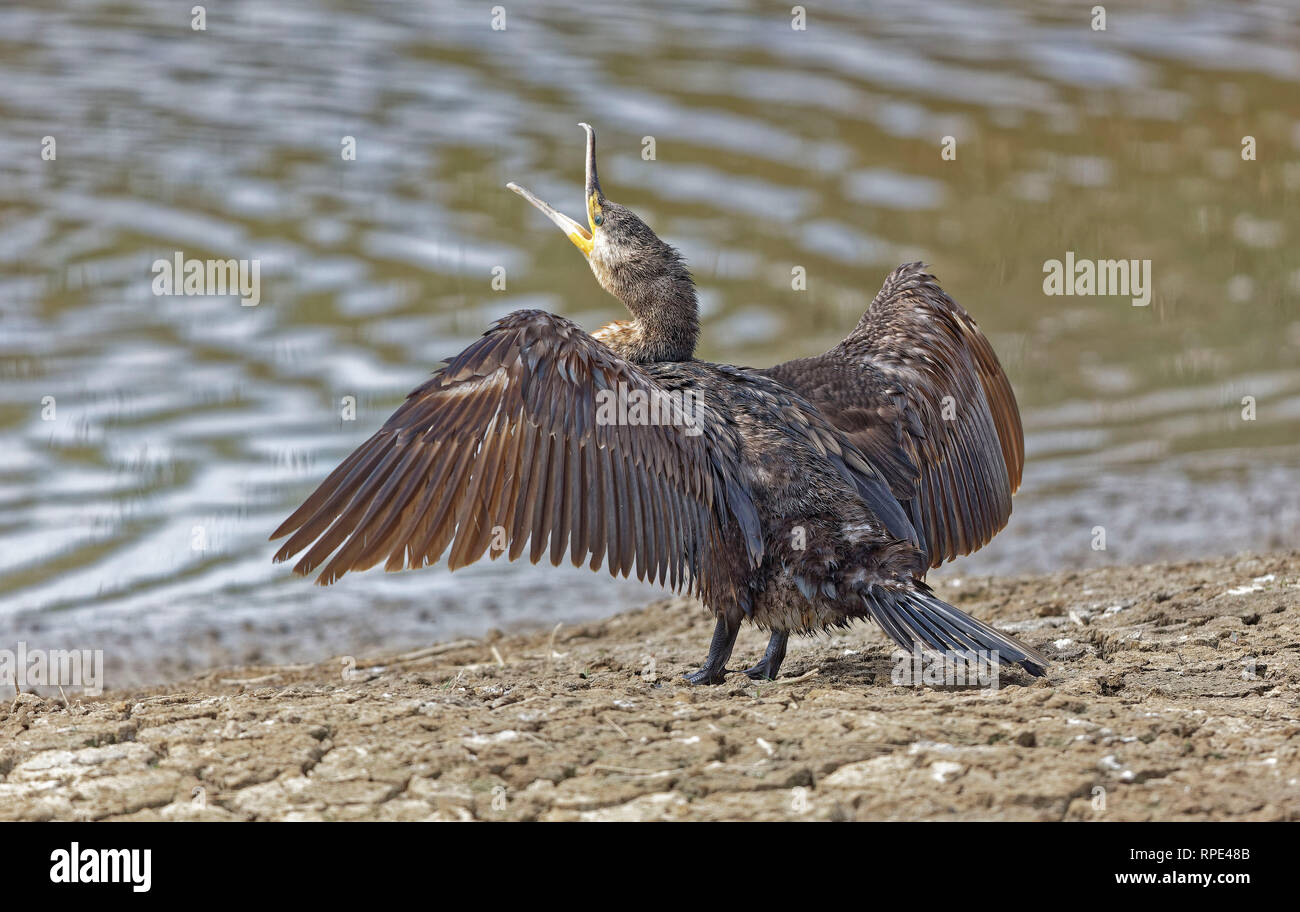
[1,551,1297,821]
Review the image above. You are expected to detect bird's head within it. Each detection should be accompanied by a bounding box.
[508,124,697,362]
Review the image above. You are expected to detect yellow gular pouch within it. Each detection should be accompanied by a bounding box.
[568,225,594,255]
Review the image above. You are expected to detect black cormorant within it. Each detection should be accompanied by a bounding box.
[271,124,1044,682]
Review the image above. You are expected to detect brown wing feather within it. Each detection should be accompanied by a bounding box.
[271,309,761,604]
[764,263,1023,569]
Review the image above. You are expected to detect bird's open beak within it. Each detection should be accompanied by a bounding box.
[507,123,602,257]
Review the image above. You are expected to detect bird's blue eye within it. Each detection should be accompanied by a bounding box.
[593,214,604,226]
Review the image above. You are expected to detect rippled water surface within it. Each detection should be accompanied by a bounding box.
[2,0,1297,683]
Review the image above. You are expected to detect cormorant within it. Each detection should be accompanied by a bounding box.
[271,124,1045,682]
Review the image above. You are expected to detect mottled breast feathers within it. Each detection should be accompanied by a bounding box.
[763,263,1024,568]
[271,310,763,609]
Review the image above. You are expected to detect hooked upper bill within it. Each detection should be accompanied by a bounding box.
[507,123,603,257]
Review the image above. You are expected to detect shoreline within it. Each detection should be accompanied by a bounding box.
[2,550,1297,821]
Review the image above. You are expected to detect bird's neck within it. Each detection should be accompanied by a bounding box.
[597,281,699,363]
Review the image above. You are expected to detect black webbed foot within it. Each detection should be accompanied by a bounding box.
[743,630,788,681]
[683,616,740,686]
[683,666,730,685]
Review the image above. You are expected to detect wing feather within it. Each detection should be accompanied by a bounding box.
[271,309,759,603]
[764,263,1023,568]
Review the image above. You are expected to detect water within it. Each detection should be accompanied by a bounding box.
[1,0,1297,685]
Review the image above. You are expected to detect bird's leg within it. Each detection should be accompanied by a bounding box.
[744,630,789,681]
[683,616,739,685]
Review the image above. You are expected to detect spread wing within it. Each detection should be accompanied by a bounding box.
[763,263,1023,568]
[271,309,763,606]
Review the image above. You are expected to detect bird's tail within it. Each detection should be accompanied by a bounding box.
[862,583,1048,677]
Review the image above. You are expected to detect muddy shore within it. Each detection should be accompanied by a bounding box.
[1,551,1297,821]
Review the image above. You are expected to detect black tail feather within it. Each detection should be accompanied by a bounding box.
[865,584,1048,677]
